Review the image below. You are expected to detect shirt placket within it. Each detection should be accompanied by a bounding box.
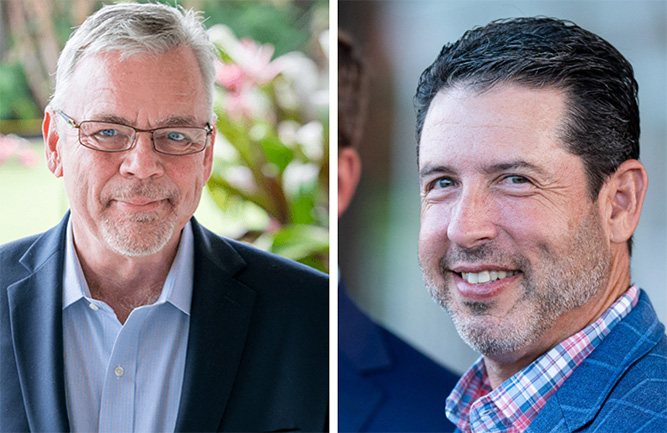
[98,308,148,433]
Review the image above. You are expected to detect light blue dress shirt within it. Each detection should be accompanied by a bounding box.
[62,218,194,432]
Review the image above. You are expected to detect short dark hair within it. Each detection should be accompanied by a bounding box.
[338,32,368,149]
[414,17,640,202]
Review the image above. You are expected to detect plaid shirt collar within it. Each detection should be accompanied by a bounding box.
[446,285,639,433]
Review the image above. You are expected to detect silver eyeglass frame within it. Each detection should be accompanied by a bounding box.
[55,110,213,156]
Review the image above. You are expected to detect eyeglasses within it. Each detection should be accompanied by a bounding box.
[55,110,213,156]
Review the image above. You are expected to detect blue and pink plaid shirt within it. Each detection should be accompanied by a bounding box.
[445,285,639,433]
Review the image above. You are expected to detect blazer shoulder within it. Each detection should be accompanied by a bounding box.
[0,214,68,289]
[589,334,667,432]
[0,234,43,287]
[193,221,328,303]
[0,233,41,261]
[530,291,667,433]
[228,236,327,279]
[224,237,328,307]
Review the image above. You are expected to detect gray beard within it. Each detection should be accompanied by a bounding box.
[421,207,612,357]
[99,179,180,257]
[100,210,177,257]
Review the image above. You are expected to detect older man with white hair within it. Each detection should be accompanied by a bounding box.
[0,3,328,432]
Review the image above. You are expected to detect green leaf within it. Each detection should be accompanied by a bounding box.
[268,224,329,261]
[258,130,294,172]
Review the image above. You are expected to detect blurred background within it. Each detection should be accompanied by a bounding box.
[339,0,667,374]
[0,0,329,272]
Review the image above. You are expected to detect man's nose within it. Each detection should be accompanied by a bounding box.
[119,132,165,179]
[447,186,498,249]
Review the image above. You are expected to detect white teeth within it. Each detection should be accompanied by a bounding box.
[461,270,517,284]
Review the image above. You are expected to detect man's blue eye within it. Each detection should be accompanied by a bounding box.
[99,129,118,137]
[166,131,187,141]
[507,175,528,184]
[435,178,454,188]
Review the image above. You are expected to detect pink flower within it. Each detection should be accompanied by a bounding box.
[237,38,282,85]
[215,39,284,92]
[215,63,245,93]
[211,30,293,122]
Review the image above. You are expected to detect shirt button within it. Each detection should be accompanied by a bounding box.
[114,366,124,377]
[88,303,98,311]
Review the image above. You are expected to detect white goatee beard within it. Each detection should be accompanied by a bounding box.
[99,180,181,257]
[100,211,177,257]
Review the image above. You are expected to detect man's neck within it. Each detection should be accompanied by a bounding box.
[73,228,181,325]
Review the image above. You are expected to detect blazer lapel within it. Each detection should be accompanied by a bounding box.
[527,290,664,433]
[7,216,70,432]
[175,219,256,432]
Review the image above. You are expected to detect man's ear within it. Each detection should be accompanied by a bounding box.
[338,147,361,218]
[202,122,216,184]
[43,108,63,177]
[601,159,648,245]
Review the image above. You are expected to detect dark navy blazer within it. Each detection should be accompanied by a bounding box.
[525,290,667,433]
[0,213,328,432]
[338,284,459,432]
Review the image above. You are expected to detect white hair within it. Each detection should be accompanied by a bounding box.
[50,2,217,118]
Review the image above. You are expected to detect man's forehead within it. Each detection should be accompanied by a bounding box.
[424,84,567,129]
[418,83,578,173]
[63,47,209,124]
[72,48,201,83]
[421,85,566,145]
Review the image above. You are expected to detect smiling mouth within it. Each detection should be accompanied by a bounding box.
[458,270,519,284]
[112,197,168,211]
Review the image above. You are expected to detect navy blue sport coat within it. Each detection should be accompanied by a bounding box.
[0,213,328,432]
[339,283,459,432]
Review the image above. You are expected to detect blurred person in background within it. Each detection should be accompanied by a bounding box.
[338,32,459,433]
[416,17,666,432]
[0,3,327,432]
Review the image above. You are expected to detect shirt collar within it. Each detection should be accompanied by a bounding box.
[159,221,193,315]
[446,285,639,432]
[62,215,194,315]
[62,216,91,309]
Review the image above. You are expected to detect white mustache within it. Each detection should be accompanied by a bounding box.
[102,181,180,206]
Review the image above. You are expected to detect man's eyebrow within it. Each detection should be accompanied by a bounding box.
[94,114,132,125]
[419,164,456,179]
[483,160,548,176]
[419,160,549,179]
[160,116,200,127]
[92,114,200,128]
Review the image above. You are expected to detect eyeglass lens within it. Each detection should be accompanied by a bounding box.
[78,121,208,154]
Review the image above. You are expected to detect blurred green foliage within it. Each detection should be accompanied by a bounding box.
[199,0,315,57]
[0,62,40,120]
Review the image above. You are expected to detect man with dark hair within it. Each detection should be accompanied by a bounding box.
[0,3,327,431]
[338,33,459,432]
[416,17,666,432]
